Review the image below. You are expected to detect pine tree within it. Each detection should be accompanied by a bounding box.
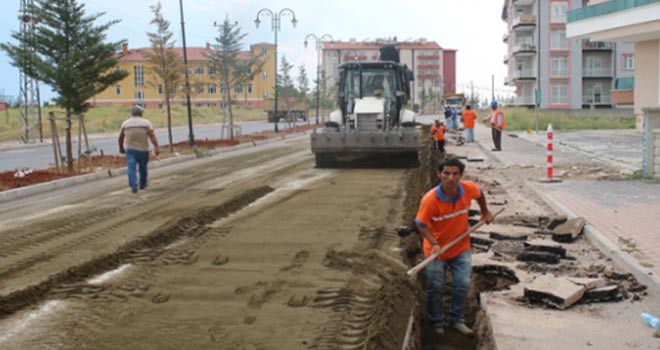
[144,1,182,153]
[206,16,263,139]
[1,0,127,172]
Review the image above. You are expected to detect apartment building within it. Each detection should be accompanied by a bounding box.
[321,39,456,108]
[567,0,660,127]
[502,0,635,109]
[90,42,276,109]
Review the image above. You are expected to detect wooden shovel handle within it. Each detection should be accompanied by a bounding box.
[405,207,506,277]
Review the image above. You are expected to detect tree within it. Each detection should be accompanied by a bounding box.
[297,64,310,124]
[1,0,127,172]
[206,16,263,139]
[277,56,297,126]
[144,1,182,153]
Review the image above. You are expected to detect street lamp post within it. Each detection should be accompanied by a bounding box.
[179,0,195,147]
[254,8,297,133]
[304,33,333,125]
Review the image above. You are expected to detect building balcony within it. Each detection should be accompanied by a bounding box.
[417,73,440,79]
[417,64,440,69]
[611,89,634,105]
[513,0,536,6]
[582,94,612,105]
[513,15,536,29]
[582,67,613,77]
[514,68,537,79]
[417,55,440,60]
[513,95,535,105]
[582,40,613,51]
[513,43,537,56]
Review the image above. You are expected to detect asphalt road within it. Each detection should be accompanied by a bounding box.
[0,120,308,172]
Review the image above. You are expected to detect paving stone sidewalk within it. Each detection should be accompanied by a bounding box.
[472,122,660,289]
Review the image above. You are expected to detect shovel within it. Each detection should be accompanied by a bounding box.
[406,207,506,277]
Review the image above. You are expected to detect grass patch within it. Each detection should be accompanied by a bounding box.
[0,105,268,143]
[501,108,635,131]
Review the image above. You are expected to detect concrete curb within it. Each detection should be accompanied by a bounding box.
[529,183,660,296]
[0,131,310,204]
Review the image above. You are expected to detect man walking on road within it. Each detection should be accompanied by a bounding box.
[484,101,505,151]
[118,106,160,193]
[462,105,477,143]
[415,158,493,336]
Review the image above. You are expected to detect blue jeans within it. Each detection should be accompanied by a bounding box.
[125,148,150,191]
[445,118,453,130]
[464,128,474,142]
[425,249,471,326]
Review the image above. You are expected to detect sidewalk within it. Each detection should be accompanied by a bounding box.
[473,123,660,291]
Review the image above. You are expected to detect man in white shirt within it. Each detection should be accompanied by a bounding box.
[118,106,160,193]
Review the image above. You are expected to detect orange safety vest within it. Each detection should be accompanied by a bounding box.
[462,110,476,129]
[490,109,505,129]
[434,125,446,141]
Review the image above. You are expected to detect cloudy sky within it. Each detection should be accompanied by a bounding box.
[0,0,514,102]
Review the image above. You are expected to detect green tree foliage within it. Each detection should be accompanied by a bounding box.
[206,16,263,139]
[144,1,182,152]
[1,0,127,172]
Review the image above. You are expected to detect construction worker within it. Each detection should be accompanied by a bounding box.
[433,120,446,152]
[430,119,439,144]
[462,105,477,143]
[415,157,493,336]
[118,105,160,193]
[450,107,459,130]
[483,101,505,151]
[444,106,453,129]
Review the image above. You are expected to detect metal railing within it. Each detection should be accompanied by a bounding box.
[514,43,536,52]
[513,15,536,27]
[582,40,613,50]
[583,67,613,77]
[582,94,612,104]
[513,95,535,105]
[514,69,536,78]
[568,0,658,23]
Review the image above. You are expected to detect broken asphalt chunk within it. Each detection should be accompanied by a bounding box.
[552,217,585,243]
[582,285,623,303]
[524,239,567,258]
[516,251,561,264]
[524,275,585,309]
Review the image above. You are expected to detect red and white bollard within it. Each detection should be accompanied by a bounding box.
[547,124,554,179]
[539,123,562,183]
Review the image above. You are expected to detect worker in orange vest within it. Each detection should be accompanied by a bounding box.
[433,120,446,153]
[483,101,505,151]
[430,120,439,142]
[462,105,477,143]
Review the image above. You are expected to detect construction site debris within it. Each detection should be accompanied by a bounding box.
[567,277,606,290]
[516,251,561,264]
[492,240,526,256]
[582,285,623,303]
[523,275,586,309]
[524,239,567,258]
[489,231,528,241]
[552,217,586,243]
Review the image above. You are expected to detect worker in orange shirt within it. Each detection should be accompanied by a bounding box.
[462,105,477,143]
[415,157,493,336]
[433,120,446,153]
[482,101,505,151]
[430,120,439,143]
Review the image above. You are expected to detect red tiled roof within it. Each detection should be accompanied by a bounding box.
[324,41,442,50]
[118,47,254,62]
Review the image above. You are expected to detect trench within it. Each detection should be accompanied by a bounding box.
[397,126,516,350]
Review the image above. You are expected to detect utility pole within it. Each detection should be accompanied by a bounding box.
[491,74,495,102]
[179,0,195,147]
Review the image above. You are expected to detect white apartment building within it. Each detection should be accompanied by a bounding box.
[321,39,456,109]
[502,0,635,109]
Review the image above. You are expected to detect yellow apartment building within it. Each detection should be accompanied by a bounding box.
[90,42,276,109]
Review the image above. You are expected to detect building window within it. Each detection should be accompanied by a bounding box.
[551,2,568,23]
[208,66,216,75]
[551,29,568,49]
[551,84,568,104]
[195,66,204,75]
[115,85,121,95]
[623,54,635,70]
[134,91,144,100]
[220,86,227,94]
[262,72,268,80]
[235,85,243,94]
[157,84,163,95]
[263,91,269,99]
[134,65,144,87]
[195,85,204,94]
[208,84,216,94]
[261,47,268,56]
[248,84,253,94]
[551,56,568,77]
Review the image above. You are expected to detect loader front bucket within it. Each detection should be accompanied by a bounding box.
[310,129,420,168]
